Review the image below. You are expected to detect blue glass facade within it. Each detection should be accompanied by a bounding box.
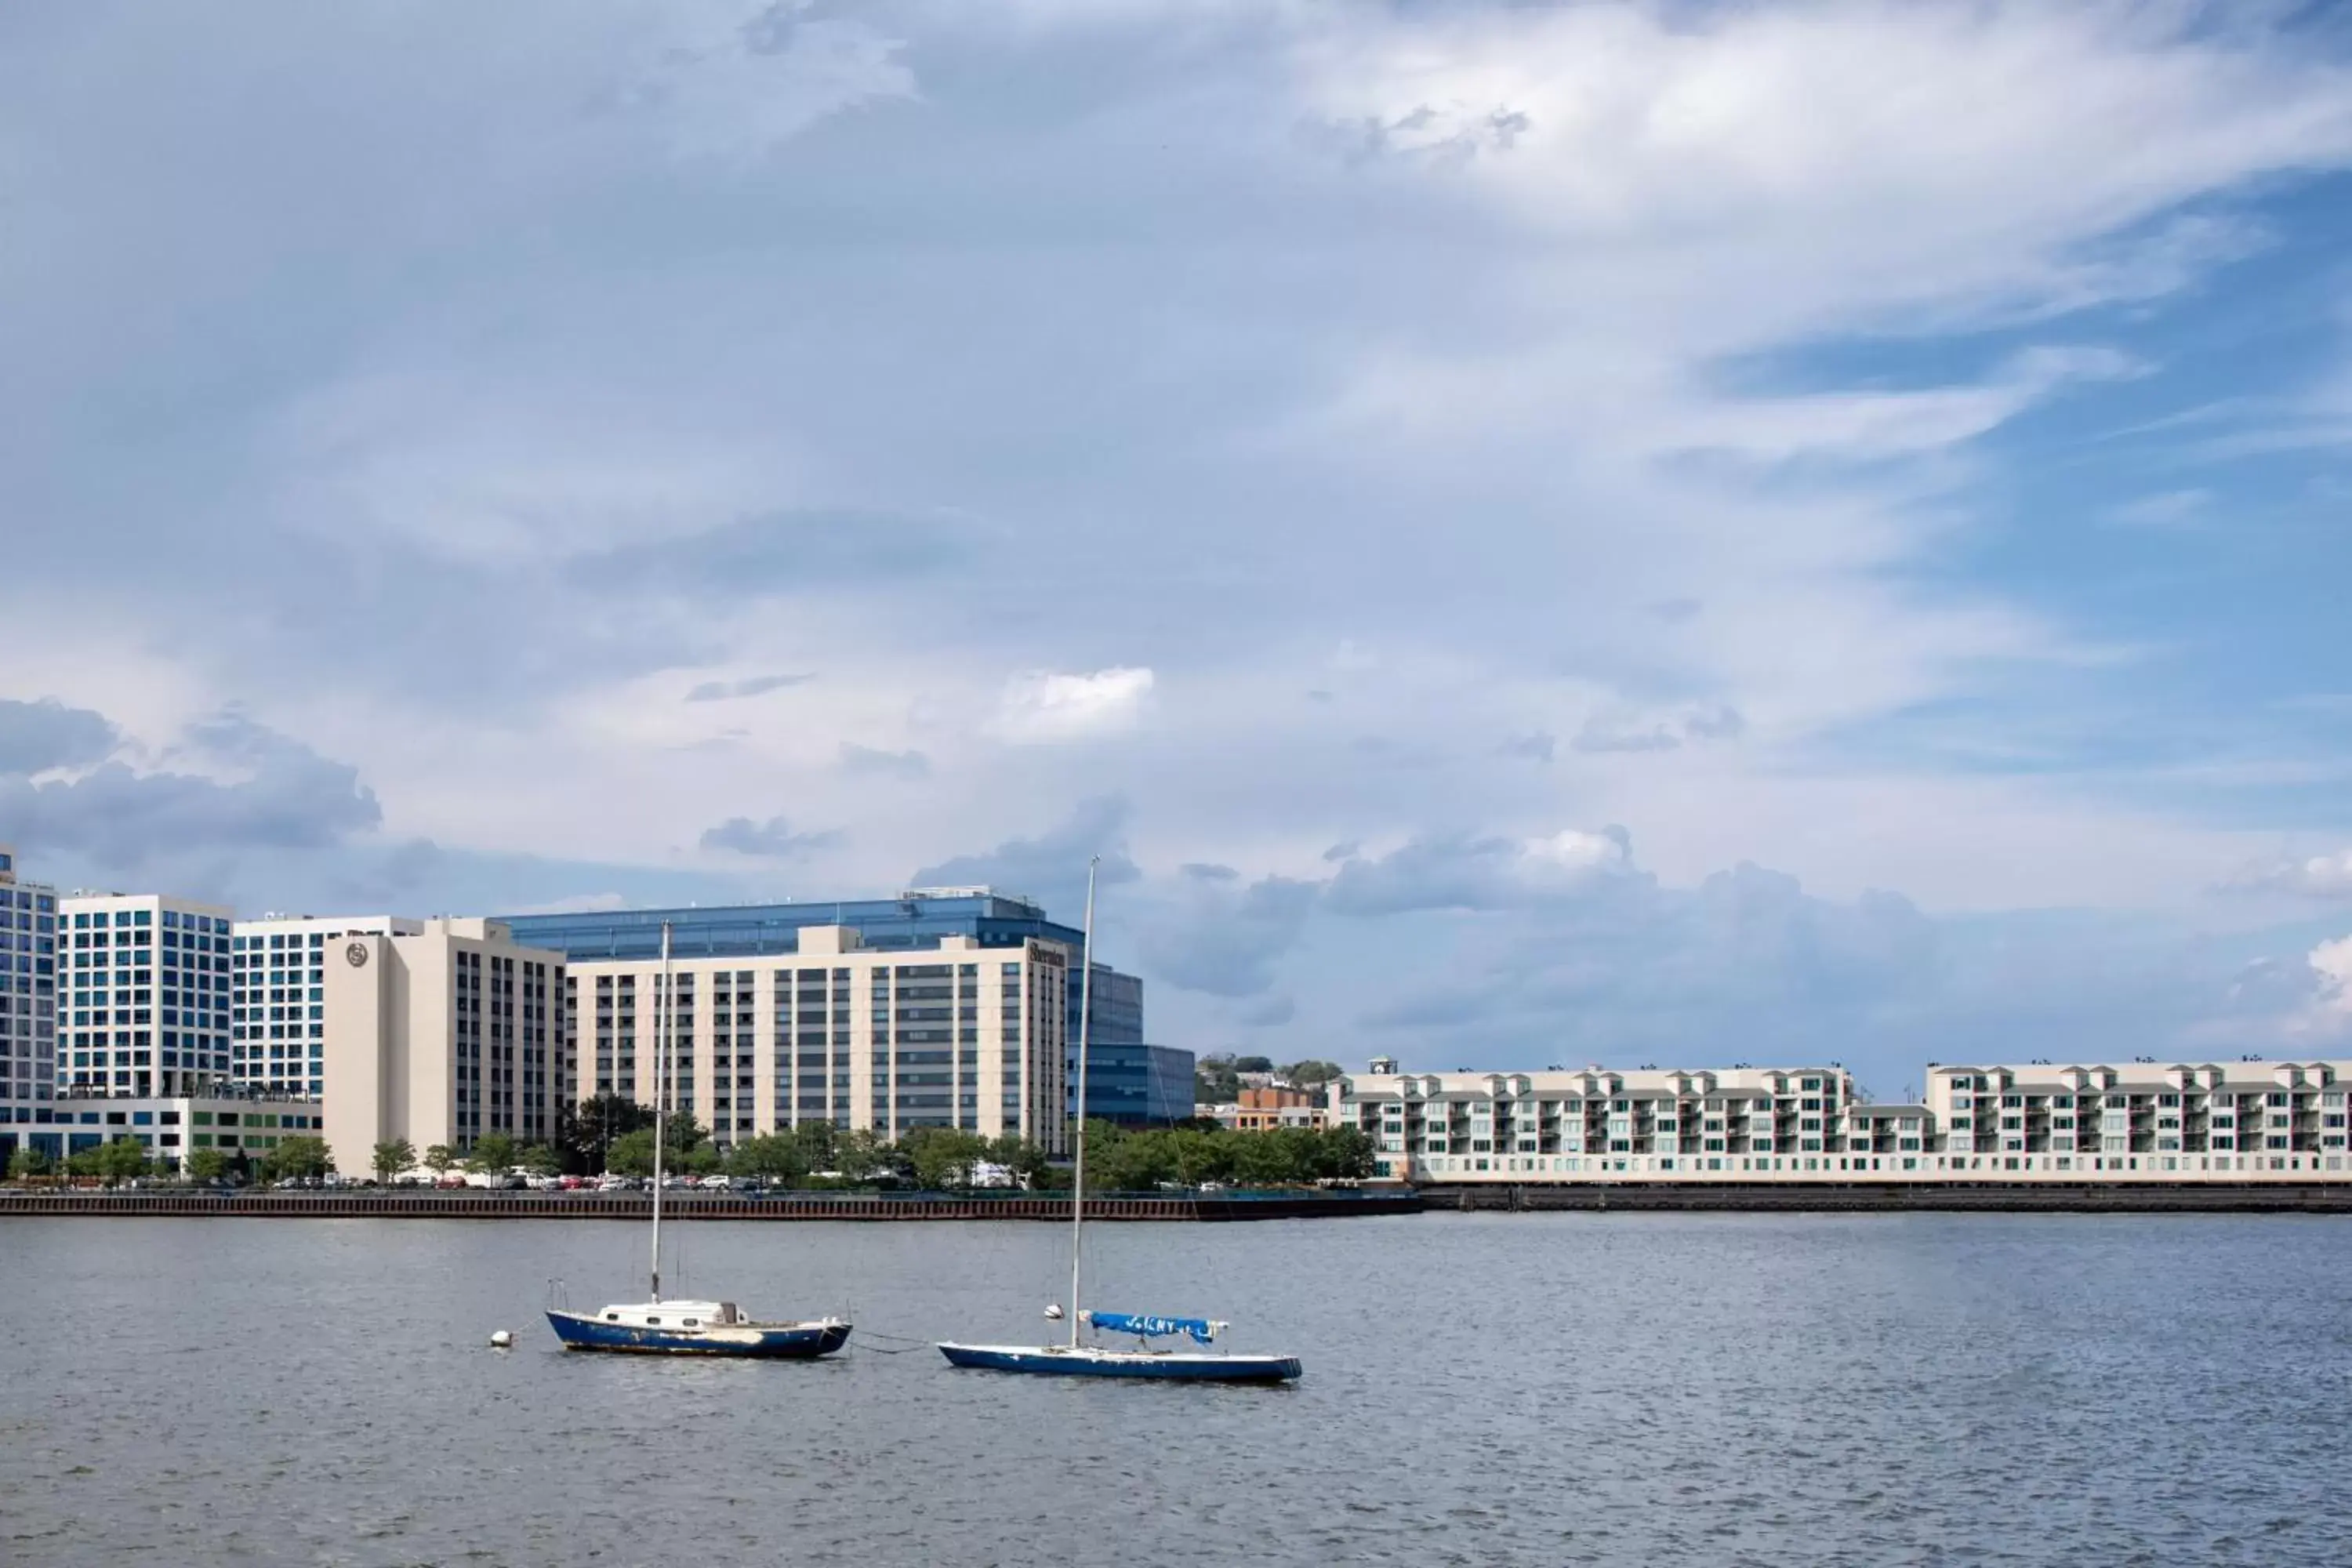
[502,892,1091,964]
[1073,1041,1196,1127]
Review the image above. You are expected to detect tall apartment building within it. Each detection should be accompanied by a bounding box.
[566,924,1071,1154]
[1334,1058,2352,1184]
[57,891,234,1098]
[319,919,565,1177]
[230,914,423,1098]
[0,844,60,1157]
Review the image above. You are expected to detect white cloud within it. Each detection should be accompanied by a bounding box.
[993,667,1156,742]
[2296,935,2352,1040]
[2105,488,2212,529]
[7,0,2352,1058]
[1520,828,1633,877]
[2228,849,2352,899]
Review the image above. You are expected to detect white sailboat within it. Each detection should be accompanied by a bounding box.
[936,858,1301,1382]
[547,921,850,1358]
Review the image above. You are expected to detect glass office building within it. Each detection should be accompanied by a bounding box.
[1076,1041,1196,1127]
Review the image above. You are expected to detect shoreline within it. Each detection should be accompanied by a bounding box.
[1424,1181,2352,1214]
[12,1183,2352,1216]
[0,1189,1423,1221]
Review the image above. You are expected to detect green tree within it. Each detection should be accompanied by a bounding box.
[662,1112,711,1160]
[1193,1054,1242,1105]
[607,1128,657,1177]
[96,1137,151,1186]
[1230,1129,1305,1187]
[1085,1122,1187,1192]
[423,1143,458,1177]
[463,1132,518,1175]
[902,1127,990,1190]
[725,1132,808,1185]
[64,1145,104,1180]
[187,1149,230,1184]
[372,1138,416,1185]
[832,1127,891,1183]
[517,1142,561,1178]
[985,1133,1052,1187]
[560,1091,656,1175]
[1314,1125,1376,1181]
[789,1120,839,1172]
[1281,1060,1345,1089]
[1167,1127,1236,1187]
[263,1135,332,1181]
[8,1146,53,1180]
[678,1139,723,1176]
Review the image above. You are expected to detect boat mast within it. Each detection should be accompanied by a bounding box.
[651,920,670,1302]
[1068,856,1097,1349]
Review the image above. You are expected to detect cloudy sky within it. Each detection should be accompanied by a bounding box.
[5,0,2352,1093]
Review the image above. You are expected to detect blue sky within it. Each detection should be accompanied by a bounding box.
[4,0,2352,1088]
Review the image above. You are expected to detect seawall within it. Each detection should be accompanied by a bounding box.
[1423,1182,2352,1214]
[0,1189,1425,1221]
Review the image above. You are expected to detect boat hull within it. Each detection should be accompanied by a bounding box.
[936,1342,1301,1381]
[546,1310,851,1358]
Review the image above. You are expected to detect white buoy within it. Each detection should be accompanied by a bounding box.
[1043,1302,1064,1321]
[489,1330,514,1349]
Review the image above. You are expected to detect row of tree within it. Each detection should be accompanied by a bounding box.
[7,1134,334,1187]
[1192,1053,1346,1105]
[6,1111,1376,1194]
[1078,1121,1373,1191]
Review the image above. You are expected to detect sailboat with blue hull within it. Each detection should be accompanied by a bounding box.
[937,1313,1301,1382]
[937,860,1301,1385]
[546,921,849,1359]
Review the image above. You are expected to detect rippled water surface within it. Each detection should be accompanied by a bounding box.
[5,1212,2350,1566]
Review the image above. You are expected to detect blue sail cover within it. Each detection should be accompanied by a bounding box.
[1084,1312,1219,1344]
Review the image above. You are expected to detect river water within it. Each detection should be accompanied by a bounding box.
[3,1212,2347,1566]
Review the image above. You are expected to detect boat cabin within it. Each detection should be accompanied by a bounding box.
[596,1300,743,1330]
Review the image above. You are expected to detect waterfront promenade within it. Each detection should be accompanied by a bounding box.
[0,1188,1424,1221]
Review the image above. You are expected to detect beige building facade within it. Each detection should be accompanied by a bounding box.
[1334,1060,2352,1183]
[567,924,1070,1154]
[321,919,565,1175]
[231,913,423,1099]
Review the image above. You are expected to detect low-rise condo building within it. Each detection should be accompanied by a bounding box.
[1925,1059,2350,1172]
[1337,1065,1860,1180]
[1332,1060,2352,1183]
